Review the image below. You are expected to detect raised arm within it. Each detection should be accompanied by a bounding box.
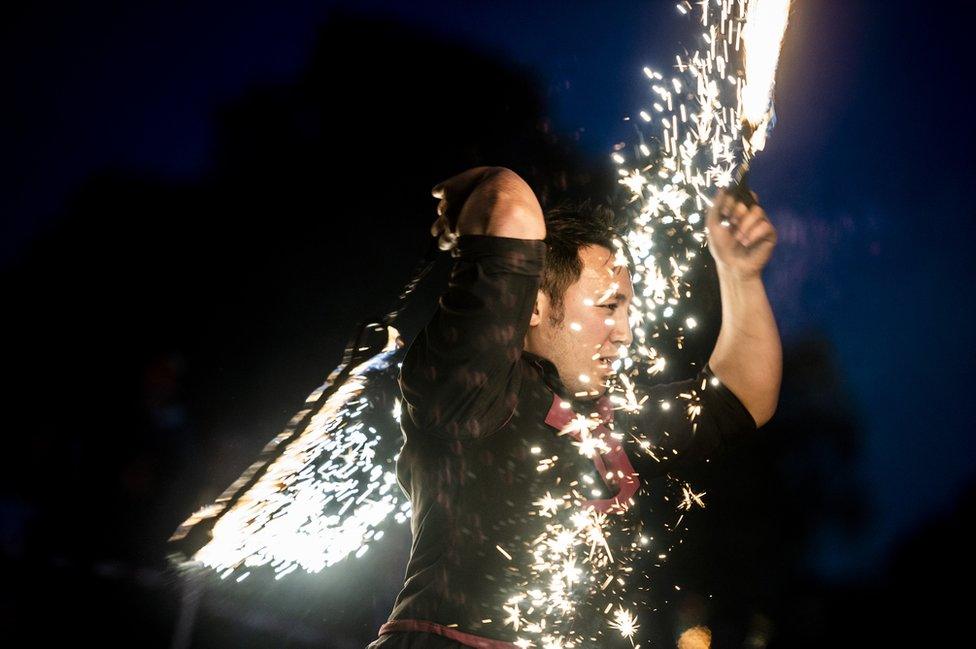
[621,188,781,478]
[705,189,782,428]
[399,167,546,441]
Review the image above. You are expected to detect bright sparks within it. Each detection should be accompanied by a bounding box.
[609,606,641,642]
[609,0,790,382]
[169,326,409,575]
[504,1,793,644]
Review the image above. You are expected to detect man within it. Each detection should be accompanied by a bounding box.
[368,167,781,648]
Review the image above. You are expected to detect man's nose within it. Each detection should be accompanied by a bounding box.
[610,318,633,349]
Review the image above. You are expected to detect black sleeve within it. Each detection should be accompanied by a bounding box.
[621,363,757,479]
[398,234,546,441]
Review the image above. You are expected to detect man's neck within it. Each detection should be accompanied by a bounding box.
[522,349,605,405]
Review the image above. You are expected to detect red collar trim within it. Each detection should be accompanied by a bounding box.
[543,392,640,514]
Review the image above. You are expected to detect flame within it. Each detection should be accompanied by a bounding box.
[741,0,792,152]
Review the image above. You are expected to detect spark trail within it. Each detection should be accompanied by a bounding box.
[503,1,792,645]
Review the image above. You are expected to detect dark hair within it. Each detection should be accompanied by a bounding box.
[541,199,628,325]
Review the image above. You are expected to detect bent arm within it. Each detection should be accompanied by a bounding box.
[707,268,782,427]
[399,168,547,441]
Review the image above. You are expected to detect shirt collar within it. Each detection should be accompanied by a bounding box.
[522,350,614,426]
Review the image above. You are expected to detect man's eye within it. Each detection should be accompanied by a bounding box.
[601,303,619,310]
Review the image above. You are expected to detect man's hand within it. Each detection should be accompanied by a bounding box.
[429,167,545,251]
[705,189,777,279]
[705,188,782,427]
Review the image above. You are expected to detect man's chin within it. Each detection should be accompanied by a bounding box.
[572,384,608,401]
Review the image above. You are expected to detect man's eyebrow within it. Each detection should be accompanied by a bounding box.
[596,292,631,304]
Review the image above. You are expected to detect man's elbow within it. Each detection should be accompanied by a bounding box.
[751,398,779,428]
[485,208,546,240]
[480,169,546,240]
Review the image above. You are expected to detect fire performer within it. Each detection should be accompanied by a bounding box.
[367,165,781,648]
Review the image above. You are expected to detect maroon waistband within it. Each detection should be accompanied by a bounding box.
[378,619,520,648]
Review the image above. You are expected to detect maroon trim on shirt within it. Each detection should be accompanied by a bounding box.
[378,619,521,648]
[543,392,641,513]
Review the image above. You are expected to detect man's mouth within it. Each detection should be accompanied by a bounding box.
[597,357,614,373]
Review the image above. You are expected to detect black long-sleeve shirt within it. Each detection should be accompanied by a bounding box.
[369,235,757,648]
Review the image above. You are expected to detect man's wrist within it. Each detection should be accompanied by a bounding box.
[715,261,765,285]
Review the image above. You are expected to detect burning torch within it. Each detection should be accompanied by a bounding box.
[730,0,792,206]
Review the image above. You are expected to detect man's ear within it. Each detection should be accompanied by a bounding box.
[528,290,547,327]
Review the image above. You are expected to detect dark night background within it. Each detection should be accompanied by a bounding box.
[3,1,974,647]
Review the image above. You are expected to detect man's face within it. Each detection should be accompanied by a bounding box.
[525,244,634,400]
